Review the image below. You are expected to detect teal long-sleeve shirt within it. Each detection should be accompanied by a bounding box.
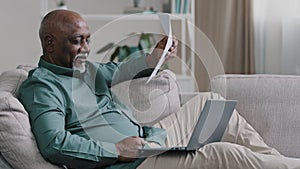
[18,55,166,169]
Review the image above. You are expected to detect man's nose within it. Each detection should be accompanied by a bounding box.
[80,40,90,53]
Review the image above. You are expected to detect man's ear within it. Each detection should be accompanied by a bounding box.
[44,34,55,53]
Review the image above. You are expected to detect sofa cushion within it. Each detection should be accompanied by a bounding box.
[0,69,28,97]
[111,70,181,126]
[0,67,63,169]
[211,74,300,158]
[0,91,63,169]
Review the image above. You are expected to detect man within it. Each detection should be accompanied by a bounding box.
[19,9,300,169]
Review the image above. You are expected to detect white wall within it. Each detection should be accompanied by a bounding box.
[0,1,41,72]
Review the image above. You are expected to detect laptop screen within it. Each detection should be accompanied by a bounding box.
[186,100,237,150]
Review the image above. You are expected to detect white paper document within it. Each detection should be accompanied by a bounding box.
[146,13,173,84]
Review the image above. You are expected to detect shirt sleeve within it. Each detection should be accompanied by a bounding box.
[98,53,152,87]
[19,76,118,169]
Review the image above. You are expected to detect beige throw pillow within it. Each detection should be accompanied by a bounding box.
[0,69,28,97]
[0,92,62,169]
[111,70,181,126]
[0,67,62,169]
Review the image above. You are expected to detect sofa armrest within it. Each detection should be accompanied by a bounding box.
[211,74,300,158]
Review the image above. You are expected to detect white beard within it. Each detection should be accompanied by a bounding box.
[73,53,89,73]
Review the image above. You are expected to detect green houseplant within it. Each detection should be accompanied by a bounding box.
[110,33,155,62]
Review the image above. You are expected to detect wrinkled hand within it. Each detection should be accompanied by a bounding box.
[146,36,178,68]
[115,136,147,162]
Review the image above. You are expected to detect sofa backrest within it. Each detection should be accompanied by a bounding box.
[211,74,300,158]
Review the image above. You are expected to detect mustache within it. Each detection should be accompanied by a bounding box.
[73,53,89,65]
[74,53,89,60]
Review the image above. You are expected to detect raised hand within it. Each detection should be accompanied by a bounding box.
[146,36,178,68]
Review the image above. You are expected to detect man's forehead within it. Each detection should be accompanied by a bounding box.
[62,20,90,35]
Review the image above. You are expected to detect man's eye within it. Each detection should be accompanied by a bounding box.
[71,39,81,45]
[70,38,90,45]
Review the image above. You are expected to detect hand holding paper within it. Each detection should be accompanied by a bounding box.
[146,13,174,84]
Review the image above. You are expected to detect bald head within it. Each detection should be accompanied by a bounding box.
[38,9,91,69]
[39,10,87,47]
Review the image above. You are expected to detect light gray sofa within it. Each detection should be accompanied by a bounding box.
[0,66,300,168]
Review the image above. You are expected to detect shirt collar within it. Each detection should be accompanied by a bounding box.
[38,56,76,76]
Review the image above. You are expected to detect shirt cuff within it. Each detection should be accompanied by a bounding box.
[96,141,119,166]
[100,142,118,157]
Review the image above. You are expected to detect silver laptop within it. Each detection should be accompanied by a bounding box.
[138,99,237,157]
